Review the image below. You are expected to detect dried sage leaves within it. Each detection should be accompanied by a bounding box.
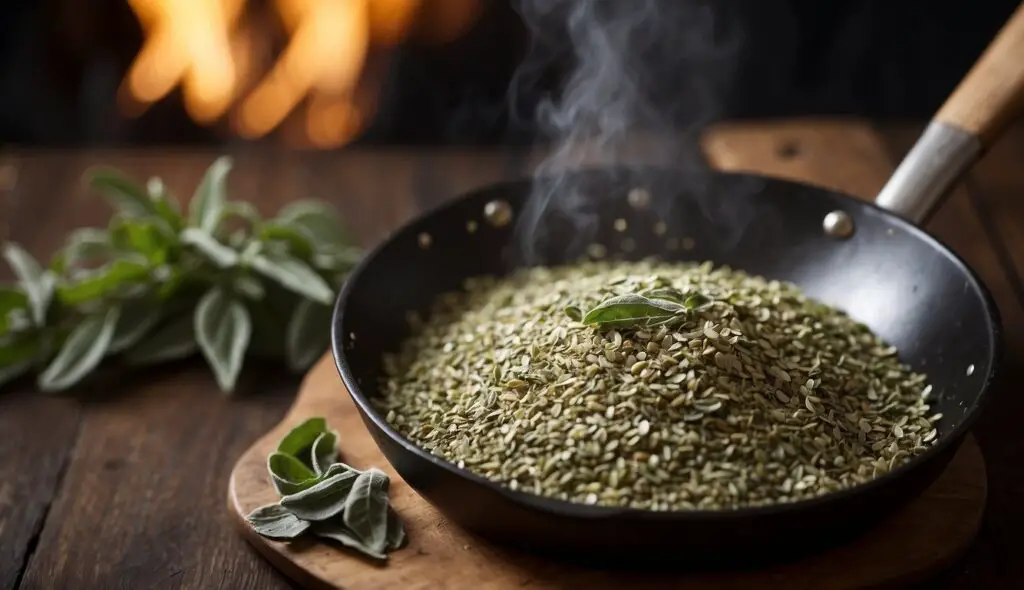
[246,417,407,561]
[378,259,940,511]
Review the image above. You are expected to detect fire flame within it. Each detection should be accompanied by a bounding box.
[121,0,483,147]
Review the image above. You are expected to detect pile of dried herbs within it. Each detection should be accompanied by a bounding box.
[377,260,940,511]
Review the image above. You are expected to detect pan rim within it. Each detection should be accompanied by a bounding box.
[331,168,1003,523]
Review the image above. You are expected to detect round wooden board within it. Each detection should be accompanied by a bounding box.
[228,353,987,590]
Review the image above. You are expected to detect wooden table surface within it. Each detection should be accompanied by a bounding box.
[1,121,1023,590]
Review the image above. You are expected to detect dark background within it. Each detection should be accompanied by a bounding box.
[0,0,1020,148]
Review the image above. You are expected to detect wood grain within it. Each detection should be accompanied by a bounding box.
[935,3,1024,145]
[228,121,988,589]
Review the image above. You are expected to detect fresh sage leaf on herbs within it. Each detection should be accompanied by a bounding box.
[125,314,197,366]
[181,228,239,268]
[310,430,340,475]
[246,504,311,540]
[188,156,232,234]
[567,290,713,331]
[0,157,361,394]
[246,417,407,562]
[247,250,335,305]
[38,306,120,392]
[268,452,320,495]
[2,243,55,327]
[286,299,333,372]
[342,468,391,554]
[280,469,359,521]
[194,287,252,392]
[277,417,328,459]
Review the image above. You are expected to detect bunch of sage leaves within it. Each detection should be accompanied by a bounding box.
[0,157,361,393]
[247,417,406,560]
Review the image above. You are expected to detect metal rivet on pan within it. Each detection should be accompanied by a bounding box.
[418,232,432,248]
[628,187,651,209]
[966,364,975,376]
[484,200,512,227]
[822,210,854,239]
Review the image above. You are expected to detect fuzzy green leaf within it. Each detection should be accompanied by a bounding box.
[181,228,239,268]
[246,504,310,540]
[286,299,332,372]
[110,216,175,264]
[109,301,161,354]
[194,287,251,392]
[0,286,28,335]
[277,417,327,461]
[342,468,391,554]
[248,251,334,305]
[279,468,359,521]
[38,306,121,392]
[385,507,407,550]
[189,157,232,234]
[2,243,55,327]
[58,256,151,306]
[124,314,197,366]
[88,169,162,219]
[275,201,351,250]
[268,452,320,496]
[310,430,339,476]
[310,521,388,561]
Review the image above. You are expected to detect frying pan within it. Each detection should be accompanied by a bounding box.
[332,5,1024,566]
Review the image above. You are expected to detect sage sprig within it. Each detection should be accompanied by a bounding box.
[246,417,407,561]
[0,157,363,393]
[566,288,712,331]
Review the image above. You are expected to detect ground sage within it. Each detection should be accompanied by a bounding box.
[379,259,941,511]
[246,417,407,561]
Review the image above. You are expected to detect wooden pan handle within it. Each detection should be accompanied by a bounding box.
[875,2,1024,224]
[935,3,1024,145]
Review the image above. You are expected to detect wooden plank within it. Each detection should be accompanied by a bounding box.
[12,153,298,589]
[0,154,84,590]
[880,125,1024,588]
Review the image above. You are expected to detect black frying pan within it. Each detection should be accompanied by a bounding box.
[331,5,1023,567]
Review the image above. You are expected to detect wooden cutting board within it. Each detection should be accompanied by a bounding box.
[227,121,988,589]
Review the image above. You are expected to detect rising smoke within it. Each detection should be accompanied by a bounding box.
[509,0,745,264]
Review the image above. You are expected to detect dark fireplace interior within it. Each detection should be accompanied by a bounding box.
[0,0,1019,149]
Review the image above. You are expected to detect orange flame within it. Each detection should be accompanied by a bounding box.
[122,0,483,148]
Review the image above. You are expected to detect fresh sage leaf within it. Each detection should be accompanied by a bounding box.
[0,332,40,366]
[38,306,121,392]
[342,468,391,554]
[222,201,262,227]
[0,286,28,334]
[259,223,315,261]
[247,251,334,305]
[233,275,265,300]
[110,216,175,264]
[311,245,362,273]
[286,300,332,372]
[385,507,407,550]
[311,521,388,561]
[246,503,311,540]
[58,256,151,305]
[268,451,320,495]
[194,287,252,392]
[109,301,161,354]
[276,201,351,250]
[683,292,712,309]
[580,293,684,330]
[279,469,359,521]
[125,314,197,365]
[310,430,339,476]
[88,169,162,219]
[2,243,55,327]
[181,228,239,268]
[189,156,232,234]
[62,228,116,270]
[146,176,185,231]
[277,416,327,461]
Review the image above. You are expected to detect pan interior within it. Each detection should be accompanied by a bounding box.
[336,168,997,459]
